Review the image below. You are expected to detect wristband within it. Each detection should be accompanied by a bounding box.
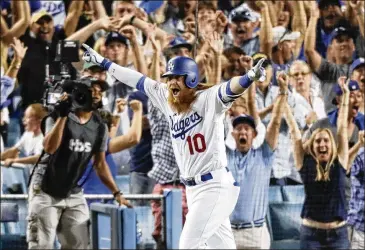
[101,58,113,71]
[113,190,123,198]
[238,74,253,89]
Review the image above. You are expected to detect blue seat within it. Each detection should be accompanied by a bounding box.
[134,206,155,249]
[268,202,302,249]
[0,203,27,249]
[269,186,283,203]
[282,185,305,203]
[115,175,130,194]
[1,167,29,194]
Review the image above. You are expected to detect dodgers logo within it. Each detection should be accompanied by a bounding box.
[170,112,203,139]
[168,61,174,71]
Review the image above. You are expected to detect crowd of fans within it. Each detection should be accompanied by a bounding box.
[0,0,364,249]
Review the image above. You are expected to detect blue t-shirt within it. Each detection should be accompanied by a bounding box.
[128,91,153,173]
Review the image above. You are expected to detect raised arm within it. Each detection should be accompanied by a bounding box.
[348,131,364,173]
[66,17,116,44]
[108,100,143,153]
[226,58,266,96]
[348,0,365,38]
[284,102,305,171]
[304,2,322,73]
[119,25,148,75]
[336,77,350,170]
[292,1,307,58]
[63,0,84,37]
[147,25,161,81]
[82,43,145,89]
[205,32,224,84]
[257,1,273,58]
[1,1,30,45]
[265,73,288,150]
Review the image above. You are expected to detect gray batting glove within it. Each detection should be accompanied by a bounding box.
[247,58,266,82]
[82,43,107,68]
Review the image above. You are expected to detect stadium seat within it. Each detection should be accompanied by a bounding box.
[281,185,305,203]
[115,175,130,194]
[0,203,27,249]
[134,206,156,249]
[268,202,302,249]
[268,186,284,203]
[1,167,29,194]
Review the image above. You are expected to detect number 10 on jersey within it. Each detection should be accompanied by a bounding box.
[187,133,207,155]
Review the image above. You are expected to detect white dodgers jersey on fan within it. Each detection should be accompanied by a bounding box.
[140,77,231,178]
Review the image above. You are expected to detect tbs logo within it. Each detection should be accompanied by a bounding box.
[69,139,91,152]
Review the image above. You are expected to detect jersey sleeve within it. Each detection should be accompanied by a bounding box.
[14,133,26,152]
[204,84,233,114]
[136,76,169,114]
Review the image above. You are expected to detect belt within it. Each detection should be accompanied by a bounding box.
[231,218,265,229]
[181,167,229,187]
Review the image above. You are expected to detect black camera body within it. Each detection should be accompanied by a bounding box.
[43,40,93,113]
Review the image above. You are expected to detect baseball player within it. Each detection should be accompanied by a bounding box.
[82,43,266,249]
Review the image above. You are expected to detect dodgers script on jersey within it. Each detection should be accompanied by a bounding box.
[140,77,231,178]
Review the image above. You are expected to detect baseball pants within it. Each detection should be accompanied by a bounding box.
[179,167,240,249]
[27,187,90,249]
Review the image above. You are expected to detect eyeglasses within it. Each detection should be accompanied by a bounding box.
[289,71,311,78]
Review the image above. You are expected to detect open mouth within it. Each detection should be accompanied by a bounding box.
[237,28,246,34]
[239,138,247,144]
[170,87,180,96]
[352,105,359,113]
[325,14,336,20]
[39,30,50,35]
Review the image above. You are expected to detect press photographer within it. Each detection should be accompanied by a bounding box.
[27,74,130,249]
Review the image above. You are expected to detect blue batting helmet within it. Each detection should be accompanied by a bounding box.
[162,56,199,88]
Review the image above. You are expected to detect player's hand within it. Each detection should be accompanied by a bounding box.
[82,44,106,67]
[115,98,127,113]
[247,58,266,82]
[55,93,72,117]
[115,193,132,208]
[129,100,142,112]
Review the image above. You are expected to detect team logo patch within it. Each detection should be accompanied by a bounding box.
[168,61,174,71]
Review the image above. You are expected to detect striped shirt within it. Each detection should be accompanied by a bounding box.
[348,147,365,232]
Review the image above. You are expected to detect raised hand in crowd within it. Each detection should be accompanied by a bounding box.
[116,98,127,114]
[277,71,289,93]
[305,111,318,126]
[215,10,228,34]
[119,25,137,41]
[10,37,27,62]
[239,55,253,74]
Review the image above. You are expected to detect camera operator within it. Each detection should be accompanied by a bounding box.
[27,78,130,249]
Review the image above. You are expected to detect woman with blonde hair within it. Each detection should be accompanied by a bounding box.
[284,76,353,249]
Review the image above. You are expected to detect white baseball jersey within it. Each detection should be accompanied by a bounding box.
[140,77,231,178]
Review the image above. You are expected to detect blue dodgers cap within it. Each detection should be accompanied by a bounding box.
[169,37,193,51]
[105,32,128,47]
[332,80,360,104]
[230,9,255,23]
[350,57,365,73]
[330,26,354,42]
[232,114,256,130]
[139,0,164,14]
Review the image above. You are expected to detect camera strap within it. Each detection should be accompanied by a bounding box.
[27,150,46,188]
